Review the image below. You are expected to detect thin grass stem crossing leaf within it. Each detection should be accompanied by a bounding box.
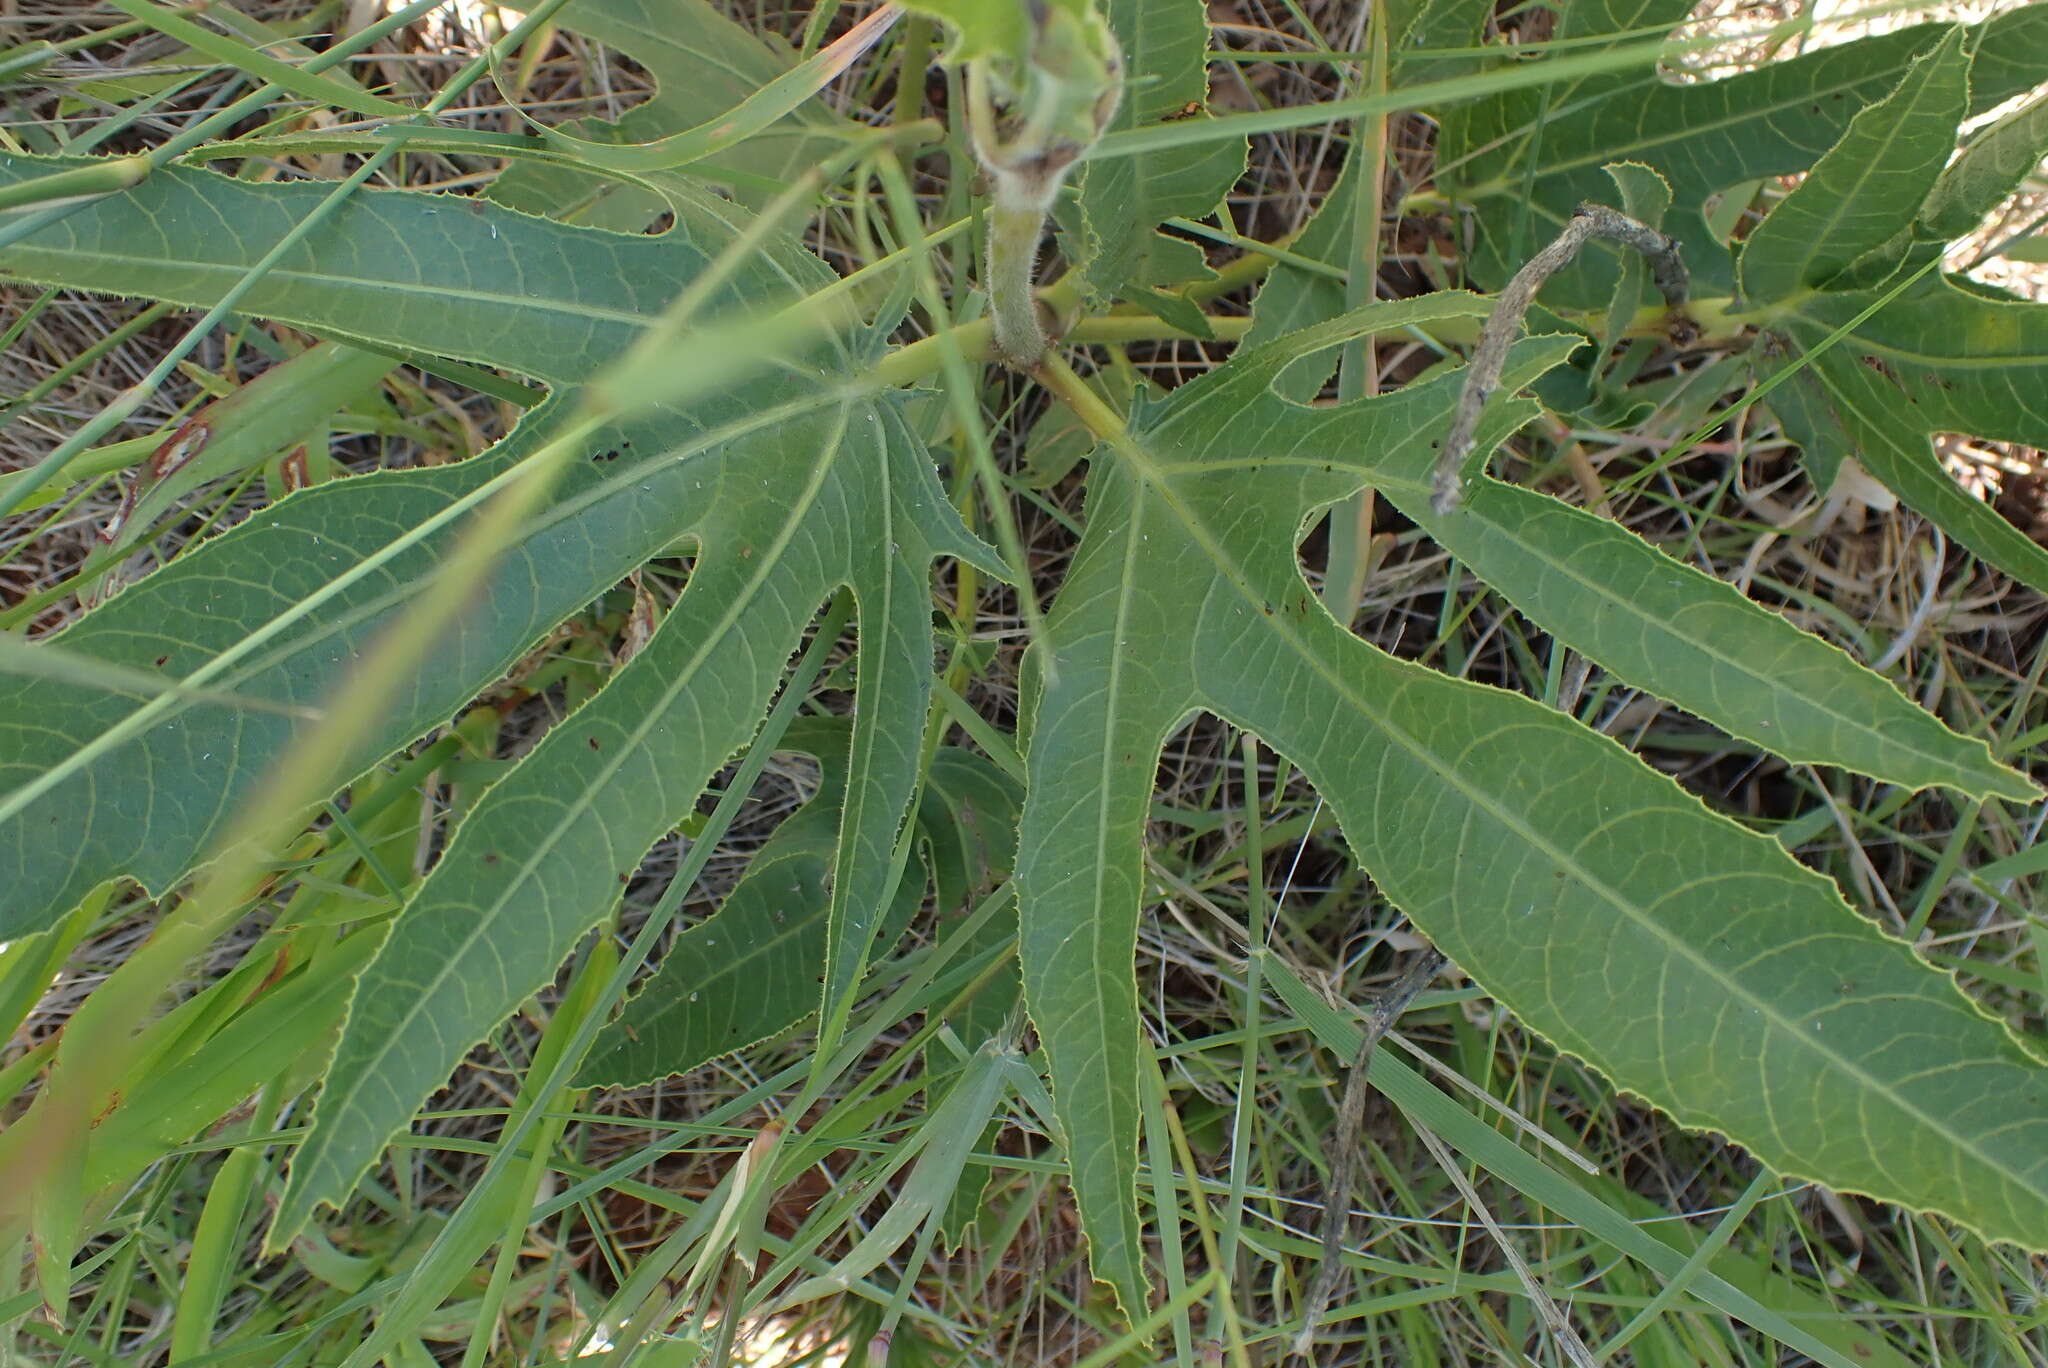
[491,0,852,222]
[0,150,1005,1248]
[1260,952,1919,1368]
[1019,296,2048,1320]
[0,158,993,956]
[489,2,887,179]
[1376,417,2034,803]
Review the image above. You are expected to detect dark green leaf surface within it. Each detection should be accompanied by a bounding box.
[1772,275,2048,595]
[1072,0,1245,300]
[1437,2,2048,307]
[0,155,1002,1241]
[0,157,824,932]
[579,733,1021,1090]
[1018,297,2048,1316]
[580,721,922,1088]
[492,0,847,222]
[276,373,987,1234]
[1370,380,2035,802]
[1738,31,1967,301]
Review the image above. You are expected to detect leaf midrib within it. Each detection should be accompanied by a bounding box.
[1751,49,1956,297]
[1086,476,1146,1279]
[1799,305,2048,370]
[6,248,658,373]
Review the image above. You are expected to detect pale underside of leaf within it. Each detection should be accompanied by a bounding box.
[0,158,855,934]
[274,389,995,1239]
[1019,298,2048,1319]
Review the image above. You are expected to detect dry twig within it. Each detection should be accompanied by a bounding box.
[1290,944,1447,1363]
[1432,202,1689,513]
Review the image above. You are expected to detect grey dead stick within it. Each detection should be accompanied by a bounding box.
[1288,945,1447,1364]
[1431,202,1690,514]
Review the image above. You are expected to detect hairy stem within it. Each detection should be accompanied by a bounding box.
[987,193,1052,366]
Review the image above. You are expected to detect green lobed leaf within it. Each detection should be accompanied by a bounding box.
[1018,296,2048,1320]
[1771,273,2048,595]
[1918,88,2048,243]
[1359,353,2035,803]
[491,0,848,221]
[272,360,990,1240]
[1256,291,2018,798]
[1070,0,1245,301]
[0,152,1002,1247]
[0,156,831,933]
[1436,3,2048,309]
[577,732,1020,1092]
[1738,30,1968,302]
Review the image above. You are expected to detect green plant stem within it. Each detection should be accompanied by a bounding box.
[1325,4,1391,629]
[871,151,1054,706]
[987,196,1051,365]
[0,155,150,213]
[869,298,1250,390]
[1031,349,1134,448]
[892,16,931,124]
[169,1086,283,1362]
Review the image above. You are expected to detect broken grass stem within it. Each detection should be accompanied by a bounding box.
[1291,945,1448,1364]
[1431,202,1688,513]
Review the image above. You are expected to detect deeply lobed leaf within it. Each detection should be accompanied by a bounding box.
[1019,298,2048,1317]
